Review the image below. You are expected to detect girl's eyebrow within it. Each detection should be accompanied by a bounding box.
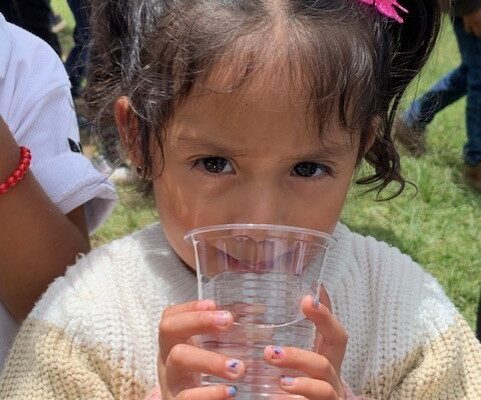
[175,134,352,159]
[289,144,353,161]
[174,135,247,156]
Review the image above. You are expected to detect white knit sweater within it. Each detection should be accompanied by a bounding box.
[1,222,480,399]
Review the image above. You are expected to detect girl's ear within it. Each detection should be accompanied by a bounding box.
[114,96,143,168]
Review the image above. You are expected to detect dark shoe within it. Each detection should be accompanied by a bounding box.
[393,117,427,157]
[463,164,481,192]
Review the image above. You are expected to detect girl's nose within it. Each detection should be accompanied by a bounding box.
[233,184,288,228]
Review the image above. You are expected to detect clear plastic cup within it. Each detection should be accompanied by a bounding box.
[185,224,335,399]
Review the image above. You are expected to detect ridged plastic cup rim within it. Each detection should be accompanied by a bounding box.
[184,223,336,247]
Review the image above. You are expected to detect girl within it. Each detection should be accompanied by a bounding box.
[1,0,481,399]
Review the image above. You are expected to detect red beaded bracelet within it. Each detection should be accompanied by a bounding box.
[0,146,32,195]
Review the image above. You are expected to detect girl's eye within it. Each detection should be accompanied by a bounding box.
[292,162,331,178]
[196,157,234,174]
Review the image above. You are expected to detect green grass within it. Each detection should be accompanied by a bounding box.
[52,2,480,329]
[343,23,481,328]
[51,0,75,59]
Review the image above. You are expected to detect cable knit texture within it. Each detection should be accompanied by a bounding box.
[0,222,480,399]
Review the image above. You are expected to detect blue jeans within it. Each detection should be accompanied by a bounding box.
[404,18,481,166]
[64,0,89,98]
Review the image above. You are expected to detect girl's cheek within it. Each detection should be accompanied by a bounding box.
[153,173,215,268]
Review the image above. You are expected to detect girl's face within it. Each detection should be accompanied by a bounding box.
[119,79,363,269]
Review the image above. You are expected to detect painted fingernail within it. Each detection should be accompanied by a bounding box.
[214,311,230,326]
[197,299,215,311]
[281,376,296,386]
[226,359,241,374]
[312,297,321,309]
[226,385,238,397]
[271,345,283,359]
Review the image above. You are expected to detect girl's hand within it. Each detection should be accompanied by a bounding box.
[157,300,246,399]
[264,287,348,400]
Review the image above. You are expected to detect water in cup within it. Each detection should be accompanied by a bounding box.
[185,224,335,399]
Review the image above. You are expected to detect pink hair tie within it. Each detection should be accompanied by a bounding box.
[359,0,408,23]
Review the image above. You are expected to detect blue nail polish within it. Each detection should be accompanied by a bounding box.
[227,386,238,397]
[272,345,283,359]
[227,359,240,373]
[281,376,296,386]
[312,297,321,309]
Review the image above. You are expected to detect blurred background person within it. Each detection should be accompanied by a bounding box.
[0,11,116,370]
[395,1,481,192]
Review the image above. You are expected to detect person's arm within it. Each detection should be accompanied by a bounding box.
[0,116,90,321]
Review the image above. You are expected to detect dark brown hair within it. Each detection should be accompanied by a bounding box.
[85,0,441,197]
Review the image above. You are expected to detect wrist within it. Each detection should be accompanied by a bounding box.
[0,147,31,194]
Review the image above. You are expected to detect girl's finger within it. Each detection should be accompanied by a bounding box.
[301,295,348,348]
[301,291,348,375]
[162,300,217,317]
[264,346,343,396]
[279,376,340,400]
[319,285,332,312]
[159,310,233,349]
[176,385,238,400]
[167,343,246,381]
